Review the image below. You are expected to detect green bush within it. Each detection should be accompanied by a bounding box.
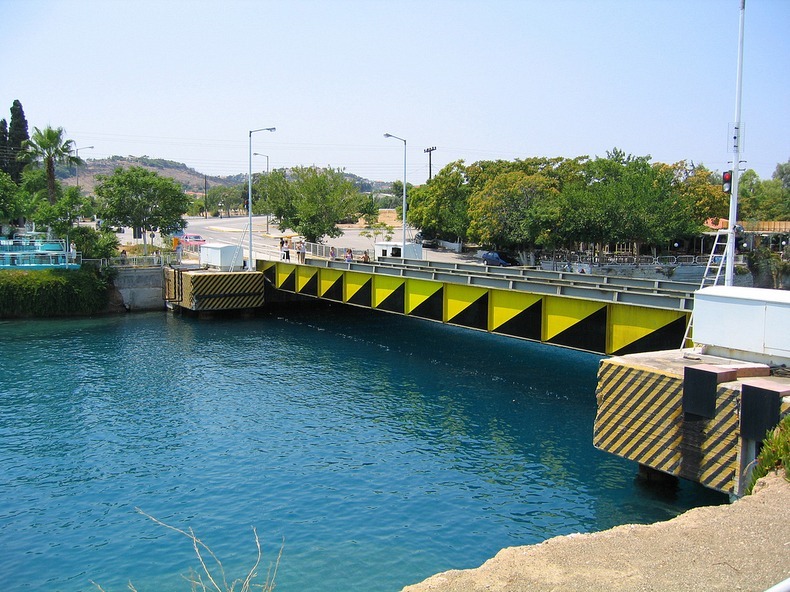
[746,414,790,495]
[0,267,111,317]
[69,226,120,260]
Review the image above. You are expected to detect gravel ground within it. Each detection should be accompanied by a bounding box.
[401,474,790,592]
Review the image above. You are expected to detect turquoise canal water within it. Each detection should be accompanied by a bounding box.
[0,306,725,591]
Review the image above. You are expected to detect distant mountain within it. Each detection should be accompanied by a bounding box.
[58,156,391,194]
[58,156,244,194]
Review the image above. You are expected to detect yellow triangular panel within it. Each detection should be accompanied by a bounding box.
[405,278,443,314]
[373,275,405,308]
[444,284,488,323]
[543,296,606,341]
[296,266,318,292]
[344,271,371,302]
[276,263,296,288]
[319,268,344,297]
[489,290,542,331]
[608,304,687,353]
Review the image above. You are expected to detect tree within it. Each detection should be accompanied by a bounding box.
[408,160,470,242]
[0,119,8,179]
[467,170,558,250]
[68,225,120,260]
[32,185,91,238]
[390,179,414,222]
[20,126,82,205]
[738,163,790,221]
[260,166,360,243]
[774,159,790,190]
[95,166,190,254]
[0,170,19,226]
[16,168,49,225]
[7,100,29,184]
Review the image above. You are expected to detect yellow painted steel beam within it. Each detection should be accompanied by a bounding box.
[319,268,344,299]
[608,305,688,355]
[405,278,443,318]
[373,275,406,311]
[264,262,687,355]
[444,284,488,325]
[296,265,319,293]
[344,271,373,306]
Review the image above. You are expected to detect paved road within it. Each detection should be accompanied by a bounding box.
[179,215,482,266]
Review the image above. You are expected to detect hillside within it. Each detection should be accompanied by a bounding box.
[58,156,391,194]
[58,156,244,194]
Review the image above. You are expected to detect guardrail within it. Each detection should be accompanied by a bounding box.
[542,253,749,267]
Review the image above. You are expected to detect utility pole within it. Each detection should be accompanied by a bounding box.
[724,0,746,286]
[424,146,436,180]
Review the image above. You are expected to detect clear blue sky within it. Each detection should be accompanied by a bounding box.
[2,0,788,184]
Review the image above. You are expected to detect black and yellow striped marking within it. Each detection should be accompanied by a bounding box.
[172,270,264,311]
[593,359,740,494]
[262,262,688,355]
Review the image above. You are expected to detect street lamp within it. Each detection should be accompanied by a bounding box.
[73,145,94,191]
[249,127,276,270]
[253,152,270,173]
[384,133,407,255]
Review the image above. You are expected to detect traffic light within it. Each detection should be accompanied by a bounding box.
[722,170,733,194]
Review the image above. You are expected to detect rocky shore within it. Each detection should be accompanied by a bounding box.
[402,473,789,592]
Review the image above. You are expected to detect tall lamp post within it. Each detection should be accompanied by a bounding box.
[68,145,94,268]
[249,127,276,270]
[253,153,270,232]
[384,133,407,254]
[73,145,94,191]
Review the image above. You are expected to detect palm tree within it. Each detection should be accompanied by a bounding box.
[19,126,83,204]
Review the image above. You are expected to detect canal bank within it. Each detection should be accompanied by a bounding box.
[402,472,789,592]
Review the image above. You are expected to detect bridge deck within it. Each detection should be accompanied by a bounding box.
[263,258,695,355]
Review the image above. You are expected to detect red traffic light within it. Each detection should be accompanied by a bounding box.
[722,170,733,194]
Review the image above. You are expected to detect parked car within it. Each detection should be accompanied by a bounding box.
[482,251,518,266]
[414,232,439,248]
[180,233,206,246]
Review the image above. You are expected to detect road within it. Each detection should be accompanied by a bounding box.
[176,215,480,265]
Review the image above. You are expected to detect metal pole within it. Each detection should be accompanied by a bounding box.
[424,146,436,180]
[725,0,746,286]
[73,145,94,191]
[384,133,407,256]
[248,127,275,270]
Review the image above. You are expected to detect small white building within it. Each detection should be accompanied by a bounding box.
[693,286,790,366]
[374,241,423,260]
[199,243,245,271]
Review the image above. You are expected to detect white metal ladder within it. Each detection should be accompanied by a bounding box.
[681,230,729,348]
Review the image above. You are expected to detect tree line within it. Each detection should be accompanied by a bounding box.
[407,150,789,256]
[2,98,788,262]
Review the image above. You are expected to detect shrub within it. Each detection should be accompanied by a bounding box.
[70,226,120,260]
[746,414,790,495]
[0,267,111,317]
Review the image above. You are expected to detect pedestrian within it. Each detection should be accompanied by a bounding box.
[344,248,353,262]
[283,239,290,261]
[329,246,336,260]
[69,241,76,262]
[299,241,306,264]
[362,250,370,263]
[120,249,128,264]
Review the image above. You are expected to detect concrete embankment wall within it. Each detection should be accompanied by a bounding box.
[113,268,165,311]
